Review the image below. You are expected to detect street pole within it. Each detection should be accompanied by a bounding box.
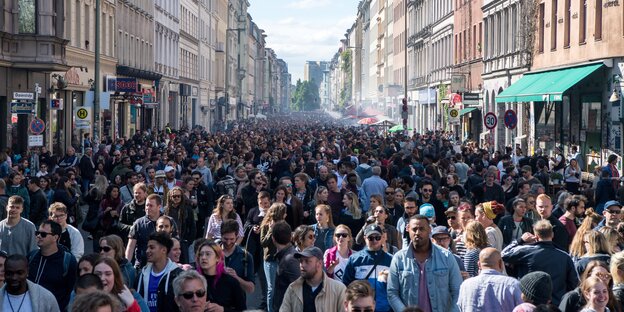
[94,0,101,143]
[403,0,409,135]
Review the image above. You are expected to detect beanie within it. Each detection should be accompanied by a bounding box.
[519,271,552,305]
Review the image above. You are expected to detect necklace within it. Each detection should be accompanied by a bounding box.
[6,290,27,312]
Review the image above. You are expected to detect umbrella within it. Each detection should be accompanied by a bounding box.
[358,117,378,125]
[388,124,413,132]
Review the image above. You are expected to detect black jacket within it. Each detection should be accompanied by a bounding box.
[28,188,48,227]
[273,245,300,312]
[547,214,571,252]
[498,215,533,248]
[118,199,146,239]
[502,240,579,305]
[79,154,96,180]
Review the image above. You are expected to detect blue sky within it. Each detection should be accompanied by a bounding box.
[248,0,361,83]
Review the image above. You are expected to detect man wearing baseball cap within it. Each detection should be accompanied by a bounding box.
[595,200,622,230]
[343,224,393,312]
[279,246,346,312]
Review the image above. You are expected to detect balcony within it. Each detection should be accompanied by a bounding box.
[0,34,69,71]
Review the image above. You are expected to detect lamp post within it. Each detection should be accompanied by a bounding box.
[403,0,409,135]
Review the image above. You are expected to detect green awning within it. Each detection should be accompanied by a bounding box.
[460,107,477,116]
[496,63,603,103]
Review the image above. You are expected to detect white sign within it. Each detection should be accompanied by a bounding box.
[448,108,460,124]
[74,107,92,129]
[13,92,34,100]
[28,135,43,147]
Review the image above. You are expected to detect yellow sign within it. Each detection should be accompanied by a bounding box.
[76,108,88,119]
[449,109,459,118]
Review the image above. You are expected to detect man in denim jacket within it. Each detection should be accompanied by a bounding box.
[387,215,462,312]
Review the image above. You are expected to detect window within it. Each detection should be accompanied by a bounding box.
[18,0,36,33]
[595,0,602,40]
[580,0,586,43]
[551,0,557,50]
[539,3,545,52]
[564,0,570,47]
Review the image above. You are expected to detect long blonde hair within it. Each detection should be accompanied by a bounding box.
[344,192,362,219]
[315,204,335,228]
[570,208,604,258]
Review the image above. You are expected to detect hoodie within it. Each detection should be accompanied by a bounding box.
[28,245,78,311]
[136,259,182,312]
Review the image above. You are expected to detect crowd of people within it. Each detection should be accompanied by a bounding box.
[0,112,621,312]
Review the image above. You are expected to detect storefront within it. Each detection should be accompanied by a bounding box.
[416,88,437,133]
[496,61,609,165]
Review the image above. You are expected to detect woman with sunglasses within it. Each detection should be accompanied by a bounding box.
[99,234,136,287]
[324,225,353,283]
[292,225,316,252]
[205,195,244,243]
[575,230,613,277]
[559,260,620,312]
[92,257,149,312]
[165,187,196,263]
[195,240,246,311]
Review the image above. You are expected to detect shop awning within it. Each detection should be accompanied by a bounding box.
[495,63,603,103]
[460,107,477,116]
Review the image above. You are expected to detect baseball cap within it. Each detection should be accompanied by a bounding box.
[444,207,458,216]
[155,170,166,178]
[605,200,622,211]
[419,203,435,219]
[294,247,323,261]
[431,226,450,237]
[364,224,383,237]
[164,165,175,173]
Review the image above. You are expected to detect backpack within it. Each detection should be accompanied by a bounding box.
[28,249,73,278]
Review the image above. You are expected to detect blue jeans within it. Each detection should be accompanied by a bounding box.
[263,260,278,312]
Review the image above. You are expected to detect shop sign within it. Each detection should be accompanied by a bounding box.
[50,99,63,110]
[463,93,481,105]
[451,75,466,93]
[105,76,138,93]
[28,135,43,147]
[10,101,33,114]
[64,68,81,85]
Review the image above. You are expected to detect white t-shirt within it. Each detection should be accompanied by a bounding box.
[3,291,32,312]
[332,252,350,283]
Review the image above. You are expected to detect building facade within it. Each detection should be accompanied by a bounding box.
[179,0,200,128]
[155,0,180,129]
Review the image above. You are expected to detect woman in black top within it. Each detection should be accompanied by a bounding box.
[196,240,246,312]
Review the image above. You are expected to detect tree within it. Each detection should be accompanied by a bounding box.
[291,79,320,111]
[339,50,353,110]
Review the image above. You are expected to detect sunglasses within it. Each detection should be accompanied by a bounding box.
[448,216,457,220]
[335,233,349,238]
[100,246,112,252]
[367,235,382,241]
[171,194,182,198]
[35,231,54,238]
[608,210,622,214]
[422,189,433,193]
[385,192,394,195]
[181,289,206,300]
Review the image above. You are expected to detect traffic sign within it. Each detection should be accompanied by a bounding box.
[28,135,43,147]
[10,101,33,114]
[504,109,518,129]
[13,92,34,100]
[484,112,497,130]
[74,107,92,129]
[448,108,460,123]
[29,117,45,135]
